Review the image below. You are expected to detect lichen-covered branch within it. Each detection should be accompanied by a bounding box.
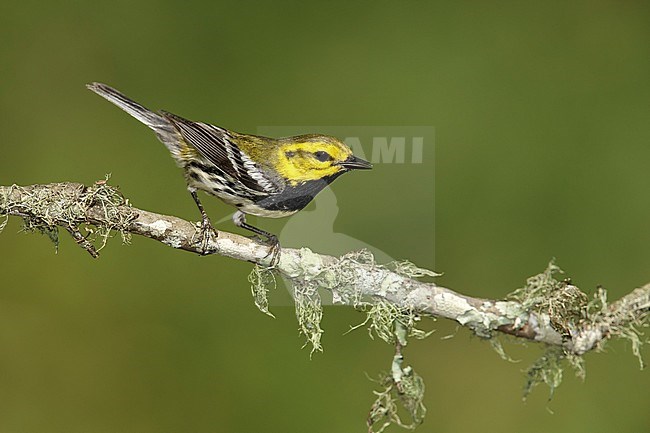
[1,181,648,432]
[1,182,648,357]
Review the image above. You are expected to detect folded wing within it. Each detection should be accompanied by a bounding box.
[161,111,281,196]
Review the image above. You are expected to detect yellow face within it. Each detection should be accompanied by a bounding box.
[275,135,355,185]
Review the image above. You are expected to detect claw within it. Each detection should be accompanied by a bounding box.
[248,233,280,266]
[265,234,281,267]
[189,189,218,255]
[195,216,218,255]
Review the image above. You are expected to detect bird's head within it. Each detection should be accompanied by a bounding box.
[276,134,372,185]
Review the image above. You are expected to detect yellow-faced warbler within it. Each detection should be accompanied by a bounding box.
[87,83,372,262]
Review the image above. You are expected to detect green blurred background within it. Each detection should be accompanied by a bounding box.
[1,1,649,432]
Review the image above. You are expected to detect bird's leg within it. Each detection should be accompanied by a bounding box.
[189,188,217,255]
[233,210,280,267]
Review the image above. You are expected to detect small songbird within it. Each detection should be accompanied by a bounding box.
[86,83,372,262]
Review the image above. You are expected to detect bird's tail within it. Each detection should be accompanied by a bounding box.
[86,82,169,130]
[87,82,182,158]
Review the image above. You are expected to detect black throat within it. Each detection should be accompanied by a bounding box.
[254,172,346,212]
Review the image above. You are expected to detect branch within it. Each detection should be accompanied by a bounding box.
[1,182,647,357]
[2,180,648,432]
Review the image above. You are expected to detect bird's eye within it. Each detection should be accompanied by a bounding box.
[313,151,333,162]
[285,151,296,158]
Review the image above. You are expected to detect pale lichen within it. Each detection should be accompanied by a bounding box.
[512,263,588,399]
[250,248,326,354]
[1,177,135,252]
[583,285,648,368]
[509,260,589,335]
[367,367,426,433]
[81,177,135,249]
[248,265,276,318]
[512,263,648,399]
[387,260,441,279]
[367,323,427,433]
[248,249,436,430]
[292,280,323,355]
[523,346,565,400]
[457,300,527,340]
[349,300,433,344]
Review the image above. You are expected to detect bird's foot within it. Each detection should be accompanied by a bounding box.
[249,233,281,267]
[194,215,218,255]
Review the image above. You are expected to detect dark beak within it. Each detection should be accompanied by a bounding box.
[339,155,373,170]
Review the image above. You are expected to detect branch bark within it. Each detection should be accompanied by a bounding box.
[1,182,648,357]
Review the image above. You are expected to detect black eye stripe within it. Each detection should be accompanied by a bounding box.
[314,151,333,162]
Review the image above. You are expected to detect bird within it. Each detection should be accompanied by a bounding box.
[86,83,372,263]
